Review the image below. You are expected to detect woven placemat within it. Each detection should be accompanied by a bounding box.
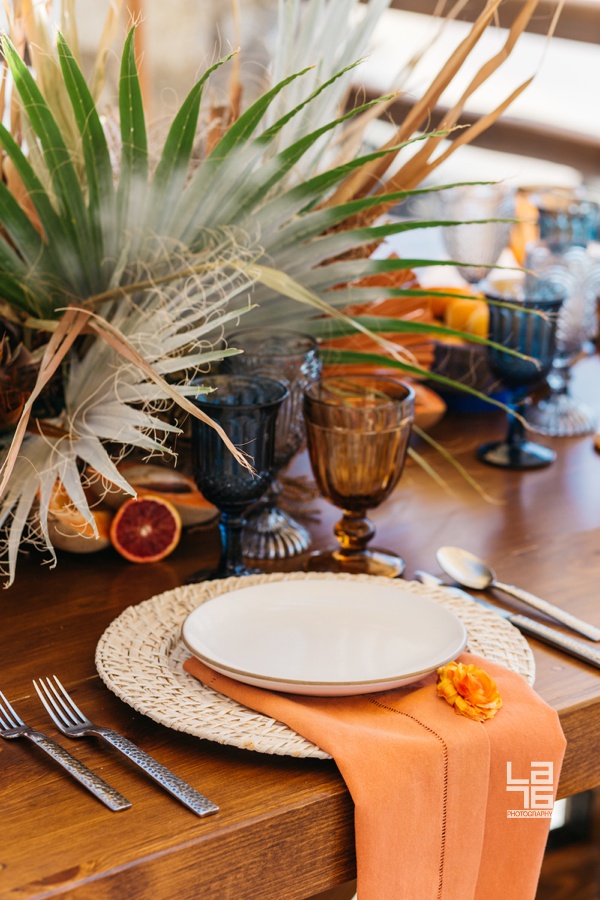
[95,572,535,760]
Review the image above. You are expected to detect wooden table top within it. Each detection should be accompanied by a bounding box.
[3,354,600,899]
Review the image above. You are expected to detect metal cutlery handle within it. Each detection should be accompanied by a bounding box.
[414,570,600,670]
[97,729,218,817]
[494,580,600,642]
[511,614,600,668]
[26,731,131,811]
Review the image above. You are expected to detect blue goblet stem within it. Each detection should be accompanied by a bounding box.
[477,396,555,469]
[216,512,247,578]
[504,399,528,450]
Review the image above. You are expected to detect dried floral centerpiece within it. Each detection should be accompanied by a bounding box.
[0,0,550,583]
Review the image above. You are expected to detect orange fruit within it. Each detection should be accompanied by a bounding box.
[444,297,485,331]
[47,481,114,554]
[465,303,490,338]
[86,463,218,526]
[110,494,182,564]
[424,286,479,320]
[510,191,539,265]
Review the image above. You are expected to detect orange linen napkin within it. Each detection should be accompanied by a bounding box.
[184,652,566,900]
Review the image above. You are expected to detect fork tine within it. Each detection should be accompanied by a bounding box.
[33,679,69,729]
[51,676,88,723]
[43,677,80,726]
[0,690,24,727]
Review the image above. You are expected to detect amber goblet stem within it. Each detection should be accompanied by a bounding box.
[334,511,375,555]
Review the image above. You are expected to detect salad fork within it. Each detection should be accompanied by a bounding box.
[34,676,219,817]
[0,689,131,811]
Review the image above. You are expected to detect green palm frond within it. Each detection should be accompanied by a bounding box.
[3,39,95,287]
[116,29,148,243]
[265,0,392,176]
[56,32,116,271]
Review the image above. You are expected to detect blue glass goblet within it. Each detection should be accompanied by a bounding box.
[524,189,600,436]
[190,375,288,579]
[223,329,321,559]
[533,188,599,250]
[477,278,564,470]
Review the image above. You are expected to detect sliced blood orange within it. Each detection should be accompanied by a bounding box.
[110,494,182,563]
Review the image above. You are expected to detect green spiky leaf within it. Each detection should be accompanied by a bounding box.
[2,36,94,293]
[57,31,116,279]
[116,28,148,236]
[149,52,237,232]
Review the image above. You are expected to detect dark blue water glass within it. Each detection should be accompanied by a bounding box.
[223,329,322,560]
[477,279,564,470]
[190,374,288,579]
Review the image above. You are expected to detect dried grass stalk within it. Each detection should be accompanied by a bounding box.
[326,0,549,216]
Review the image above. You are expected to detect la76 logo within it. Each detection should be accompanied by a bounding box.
[506,762,554,809]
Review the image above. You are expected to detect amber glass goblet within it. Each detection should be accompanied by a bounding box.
[303,376,414,577]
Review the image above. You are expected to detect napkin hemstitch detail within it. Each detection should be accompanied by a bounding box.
[368,696,449,900]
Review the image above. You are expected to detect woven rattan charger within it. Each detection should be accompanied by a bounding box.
[95,571,535,760]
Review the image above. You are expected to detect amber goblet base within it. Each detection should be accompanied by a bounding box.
[306,512,406,577]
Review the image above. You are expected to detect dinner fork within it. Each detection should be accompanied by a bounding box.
[34,677,219,817]
[0,689,131,811]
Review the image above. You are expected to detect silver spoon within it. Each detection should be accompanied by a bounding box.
[436,546,600,642]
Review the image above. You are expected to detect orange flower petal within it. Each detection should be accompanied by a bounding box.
[437,661,502,722]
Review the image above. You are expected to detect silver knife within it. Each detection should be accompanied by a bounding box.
[415,570,600,670]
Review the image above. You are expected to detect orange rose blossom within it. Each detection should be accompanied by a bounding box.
[436,661,502,722]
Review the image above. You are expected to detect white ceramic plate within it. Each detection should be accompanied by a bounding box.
[182,579,467,695]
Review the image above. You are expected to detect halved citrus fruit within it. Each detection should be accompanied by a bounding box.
[87,463,218,526]
[47,481,114,554]
[110,494,182,563]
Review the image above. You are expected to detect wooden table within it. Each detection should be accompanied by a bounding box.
[3,355,600,899]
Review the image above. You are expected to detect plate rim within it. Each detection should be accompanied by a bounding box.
[180,643,467,690]
[181,579,468,690]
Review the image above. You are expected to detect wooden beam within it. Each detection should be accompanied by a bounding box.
[386,0,600,45]
[348,87,600,177]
